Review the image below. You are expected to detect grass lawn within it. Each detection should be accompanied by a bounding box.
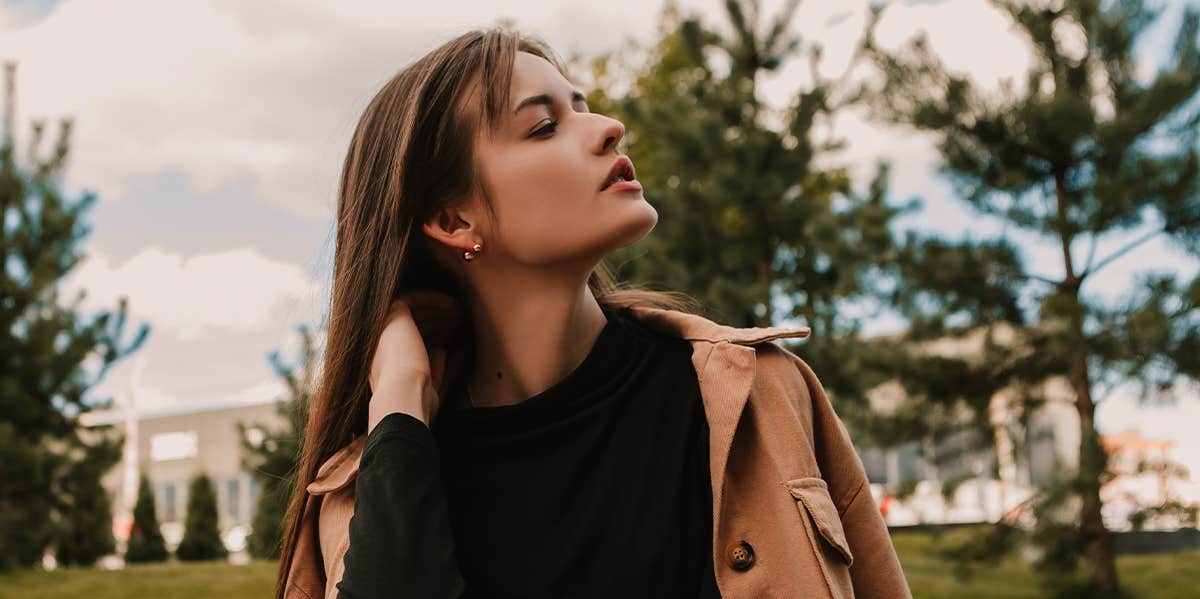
[893,528,1200,599]
[2,529,1197,598]
[0,559,276,599]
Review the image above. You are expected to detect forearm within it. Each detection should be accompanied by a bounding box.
[335,412,467,599]
[368,367,439,432]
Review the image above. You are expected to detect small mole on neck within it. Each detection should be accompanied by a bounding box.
[494,372,502,380]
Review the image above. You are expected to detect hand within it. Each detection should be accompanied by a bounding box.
[368,291,459,432]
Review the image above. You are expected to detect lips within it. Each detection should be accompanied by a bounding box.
[600,156,637,191]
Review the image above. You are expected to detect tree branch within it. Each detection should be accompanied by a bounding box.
[992,266,1060,287]
[1083,228,1164,279]
[1081,231,1099,276]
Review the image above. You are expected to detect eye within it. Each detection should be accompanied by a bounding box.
[532,120,558,138]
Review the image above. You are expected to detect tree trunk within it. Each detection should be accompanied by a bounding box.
[1069,350,1119,593]
[1057,172,1118,593]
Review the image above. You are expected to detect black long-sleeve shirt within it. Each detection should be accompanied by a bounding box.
[336,305,723,599]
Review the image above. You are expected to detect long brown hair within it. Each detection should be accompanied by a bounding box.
[275,26,702,596]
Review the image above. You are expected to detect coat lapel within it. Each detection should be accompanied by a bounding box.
[623,305,810,525]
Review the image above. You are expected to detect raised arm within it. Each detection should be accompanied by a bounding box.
[335,403,468,598]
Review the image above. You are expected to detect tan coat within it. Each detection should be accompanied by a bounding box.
[284,303,912,599]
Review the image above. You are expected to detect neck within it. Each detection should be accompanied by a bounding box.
[460,269,607,409]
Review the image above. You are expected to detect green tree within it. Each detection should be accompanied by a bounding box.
[238,324,315,559]
[587,0,904,329]
[124,475,167,563]
[862,1,1200,595]
[176,473,227,561]
[581,1,909,432]
[0,65,150,570]
[52,436,121,566]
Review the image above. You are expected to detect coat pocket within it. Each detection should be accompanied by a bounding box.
[785,477,854,566]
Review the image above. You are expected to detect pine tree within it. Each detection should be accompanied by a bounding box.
[586,0,904,333]
[246,482,290,560]
[581,1,908,435]
[238,325,315,559]
[124,475,167,563]
[176,473,227,561]
[862,1,1200,594]
[0,63,150,571]
[52,433,121,566]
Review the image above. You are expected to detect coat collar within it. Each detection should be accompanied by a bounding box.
[623,303,811,346]
[306,297,811,496]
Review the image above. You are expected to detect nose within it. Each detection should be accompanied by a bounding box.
[594,116,625,155]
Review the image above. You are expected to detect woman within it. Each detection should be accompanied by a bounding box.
[277,27,911,599]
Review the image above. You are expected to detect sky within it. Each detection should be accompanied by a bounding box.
[2,0,1198,477]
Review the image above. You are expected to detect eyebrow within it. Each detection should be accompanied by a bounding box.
[512,90,588,114]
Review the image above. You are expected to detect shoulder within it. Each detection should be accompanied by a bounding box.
[306,434,366,578]
[750,340,819,391]
[750,340,825,418]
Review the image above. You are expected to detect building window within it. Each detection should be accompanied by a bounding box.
[248,476,259,500]
[150,431,198,462]
[227,478,240,520]
[164,483,177,521]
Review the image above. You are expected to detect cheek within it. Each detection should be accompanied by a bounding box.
[490,151,593,214]
[483,150,623,261]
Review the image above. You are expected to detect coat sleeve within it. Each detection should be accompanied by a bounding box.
[784,349,913,599]
[334,410,469,599]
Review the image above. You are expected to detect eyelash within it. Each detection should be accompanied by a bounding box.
[532,119,558,138]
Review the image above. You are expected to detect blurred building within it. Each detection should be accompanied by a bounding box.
[846,322,1200,531]
[81,401,288,555]
[1099,429,1200,531]
[857,384,1079,527]
[849,322,1083,527]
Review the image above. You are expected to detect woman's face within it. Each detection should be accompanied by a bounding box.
[438,51,658,270]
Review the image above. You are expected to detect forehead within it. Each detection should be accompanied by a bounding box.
[510,50,570,95]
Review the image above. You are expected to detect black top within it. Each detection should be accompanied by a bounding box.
[336,305,722,599]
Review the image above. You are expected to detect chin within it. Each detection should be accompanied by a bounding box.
[632,197,658,229]
[611,203,658,246]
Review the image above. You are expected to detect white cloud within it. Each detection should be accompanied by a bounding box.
[1,0,347,220]
[62,246,324,340]
[67,246,327,416]
[0,0,1025,224]
[0,0,667,222]
[222,377,288,407]
[84,370,289,423]
[869,0,1033,92]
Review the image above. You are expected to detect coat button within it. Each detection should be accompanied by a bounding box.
[724,540,755,571]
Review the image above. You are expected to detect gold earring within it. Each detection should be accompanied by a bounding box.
[463,241,483,262]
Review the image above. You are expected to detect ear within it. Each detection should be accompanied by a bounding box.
[420,202,480,254]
